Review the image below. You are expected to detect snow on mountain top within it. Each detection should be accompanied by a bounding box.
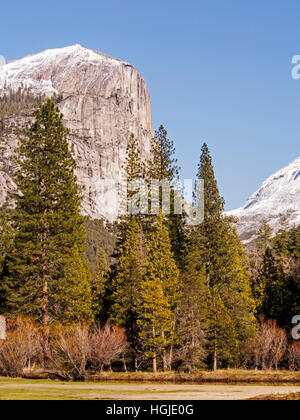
[227,156,300,240]
[0,45,130,96]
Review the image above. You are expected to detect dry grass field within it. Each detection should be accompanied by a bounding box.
[1,370,300,400]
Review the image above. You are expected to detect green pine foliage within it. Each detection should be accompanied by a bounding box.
[256,245,299,327]
[137,269,172,373]
[0,212,14,312]
[147,125,179,181]
[53,247,94,323]
[111,218,147,369]
[92,248,110,320]
[117,133,146,241]
[146,212,181,312]
[137,212,179,372]
[176,247,208,372]
[5,100,92,324]
[147,125,185,267]
[84,217,116,277]
[255,220,273,253]
[0,212,13,275]
[182,143,257,370]
[2,90,298,372]
[250,220,300,329]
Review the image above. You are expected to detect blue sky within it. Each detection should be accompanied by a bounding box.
[1,0,300,209]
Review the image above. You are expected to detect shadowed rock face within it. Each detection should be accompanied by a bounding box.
[0,45,154,220]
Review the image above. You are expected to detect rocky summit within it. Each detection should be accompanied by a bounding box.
[227,156,300,242]
[0,45,154,221]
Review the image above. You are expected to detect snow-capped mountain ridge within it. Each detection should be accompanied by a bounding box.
[228,156,300,242]
[0,45,130,96]
[0,45,154,221]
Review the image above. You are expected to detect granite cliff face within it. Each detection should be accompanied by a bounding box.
[0,45,154,220]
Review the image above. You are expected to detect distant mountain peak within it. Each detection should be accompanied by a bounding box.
[0,46,153,221]
[0,45,130,96]
[227,156,300,242]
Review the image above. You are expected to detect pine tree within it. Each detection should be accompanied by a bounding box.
[290,225,300,260]
[206,290,238,369]
[137,267,172,373]
[124,133,145,183]
[0,212,13,276]
[6,100,92,323]
[119,133,146,221]
[147,125,179,181]
[147,125,185,267]
[138,212,180,371]
[256,220,272,253]
[177,244,208,372]
[0,212,14,312]
[92,248,110,320]
[258,247,292,326]
[111,218,147,370]
[184,143,257,370]
[53,247,94,323]
[146,212,181,311]
[273,219,292,257]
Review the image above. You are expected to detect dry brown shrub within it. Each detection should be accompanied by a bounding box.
[48,324,90,381]
[0,317,42,378]
[90,324,128,372]
[288,342,300,371]
[254,320,287,370]
[48,322,127,380]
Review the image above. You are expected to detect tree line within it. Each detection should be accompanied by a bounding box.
[0,100,299,374]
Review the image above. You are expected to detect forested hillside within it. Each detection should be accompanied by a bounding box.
[0,98,299,379]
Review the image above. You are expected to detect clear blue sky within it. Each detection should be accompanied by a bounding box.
[1,0,300,209]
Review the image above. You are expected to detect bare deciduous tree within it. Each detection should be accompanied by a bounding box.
[288,342,300,371]
[0,317,42,378]
[48,322,127,380]
[90,323,128,373]
[254,320,287,370]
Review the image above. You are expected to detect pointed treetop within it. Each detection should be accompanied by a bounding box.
[197,143,225,219]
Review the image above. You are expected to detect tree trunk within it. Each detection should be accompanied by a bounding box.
[153,323,157,373]
[162,350,168,372]
[122,359,127,372]
[153,353,157,373]
[169,344,173,371]
[162,331,168,372]
[213,346,217,372]
[42,221,50,324]
[42,279,49,324]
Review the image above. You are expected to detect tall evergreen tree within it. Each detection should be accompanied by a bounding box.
[177,245,208,372]
[116,133,146,256]
[256,220,273,253]
[5,100,92,323]
[111,218,147,370]
[55,246,93,323]
[258,247,292,326]
[0,212,14,312]
[147,125,185,267]
[0,212,13,276]
[137,212,180,372]
[184,143,256,370]
[147,125,179,181]
[119,133,146,221]
[92,248,110,320]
